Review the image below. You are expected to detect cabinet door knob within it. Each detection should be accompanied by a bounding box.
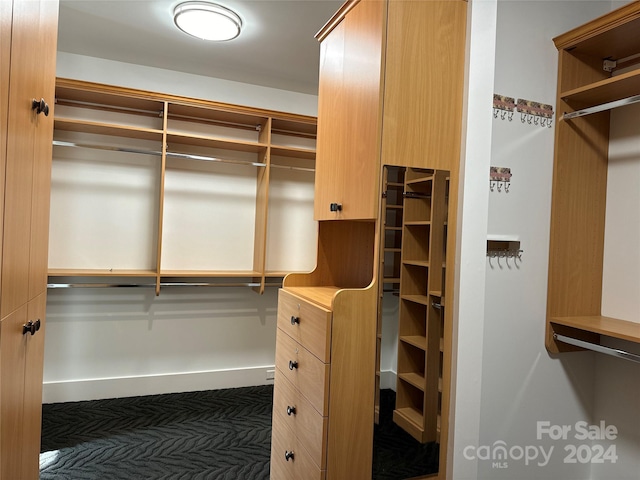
[288,360,298,370]
[284,451,294,461]
[34,319,41,331]
[286,405,296,416]
[22,321,35,336]
[290,316,300,325]
[32,98,49,116]
[330,202,342,212]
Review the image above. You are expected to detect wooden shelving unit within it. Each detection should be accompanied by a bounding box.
[393,168,448,444]
[546,2,640,354]
[375,166,405,423]
[48,78,317,295]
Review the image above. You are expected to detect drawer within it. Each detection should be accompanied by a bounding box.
[273,369,328,468]
[278,289,332,362]
[271,411,326,480]
[275,329,330,415]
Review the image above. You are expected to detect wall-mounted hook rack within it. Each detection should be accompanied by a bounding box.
[490,166,511,193]
[487,238,523,268]
[517,98,554,128]
[493,94,515,121]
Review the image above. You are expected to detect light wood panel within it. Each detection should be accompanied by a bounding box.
[551,316,640,343]
[326,285,377,479]
[381,0,467,173]
[0,0,12,303]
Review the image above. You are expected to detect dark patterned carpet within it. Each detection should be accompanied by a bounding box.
[40,386,437,479]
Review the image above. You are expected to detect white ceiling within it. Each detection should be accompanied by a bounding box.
[57,0,343,95]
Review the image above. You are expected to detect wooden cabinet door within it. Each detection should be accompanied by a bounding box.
[28,0,58,300]
[0,305,28,480]
[1,0,58,318]
[314,0,386,221]
[21,292,47,479]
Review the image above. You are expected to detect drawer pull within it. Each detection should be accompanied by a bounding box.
[289,360,298,370]
[285,450,294,462]
[286,405,296,416]
[290,315,300,325]
[329,202,342,212]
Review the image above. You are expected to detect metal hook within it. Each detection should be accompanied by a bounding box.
[490,181,495,192]
[497,181,502,192]
[493,108,499,119]
[504,182,510,193]
[534,116,539,125]
[508,111,514,121]
[527,114,533,124]
[501,110,507,120]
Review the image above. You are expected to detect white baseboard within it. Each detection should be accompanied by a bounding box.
[43,366,275,404]
[380,369,397,391]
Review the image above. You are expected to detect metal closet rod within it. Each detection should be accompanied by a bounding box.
[553,333,640,364]
[52,140,314,171]
[47,282,282,289]
[562,94,640,120]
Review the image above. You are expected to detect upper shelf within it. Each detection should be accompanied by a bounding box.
[561,68,640,109]
[550,315,640,344]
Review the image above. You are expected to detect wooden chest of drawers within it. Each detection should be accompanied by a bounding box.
[270,285,377,480]
[271,289,330,478]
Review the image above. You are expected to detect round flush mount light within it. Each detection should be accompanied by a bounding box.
[173,1,242,41]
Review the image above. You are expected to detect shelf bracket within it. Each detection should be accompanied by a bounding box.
[602,59,617,72]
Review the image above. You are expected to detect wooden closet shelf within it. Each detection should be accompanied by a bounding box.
[405,175,434,185]
[403,260,430,268]
[54,118,164,141]
[401,294,431,306]
[160,270,263,278]
[48,269,157,277]
[270,145,316,160]
[393,407,425,436]
[166,132,267,153]
[398,372,426,391]
[551,315,640,343]
[284,286,341,310]
[400,335,427,351]
[561,68,640,109]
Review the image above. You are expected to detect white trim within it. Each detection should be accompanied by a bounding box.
[43,366,275,403]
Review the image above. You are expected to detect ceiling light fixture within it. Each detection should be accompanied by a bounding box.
[173,1,242,41]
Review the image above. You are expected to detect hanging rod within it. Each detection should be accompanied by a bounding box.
[553,333,640,364]
[53,140,162,157]
[562,94,640,120]
[166,151,266,167]
[48,282,282,289]
[270,163,315,173]
[53,140,264,168]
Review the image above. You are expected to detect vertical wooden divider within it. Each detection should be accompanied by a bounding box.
[252,118,272,294]
[155,101,168,296]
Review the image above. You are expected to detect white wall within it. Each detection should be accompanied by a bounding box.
[44,55,318,403]
[56,52,320,117]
